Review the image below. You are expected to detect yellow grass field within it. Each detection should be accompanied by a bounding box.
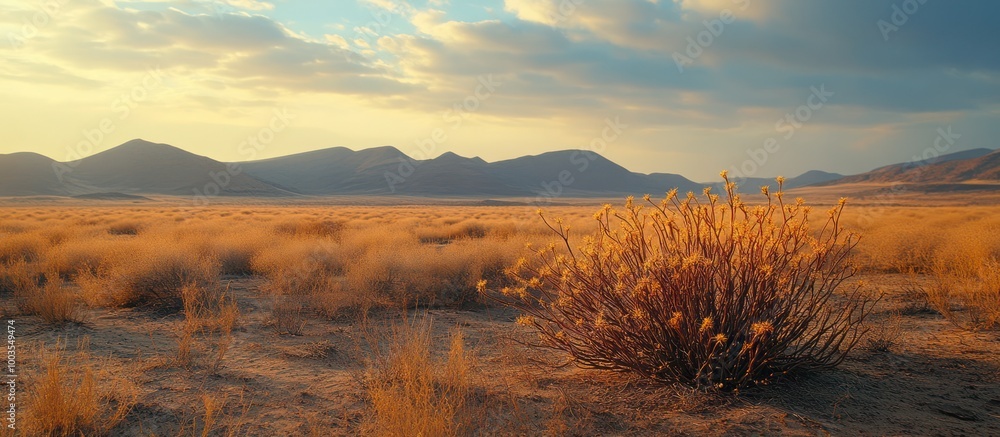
[1,194,999,435]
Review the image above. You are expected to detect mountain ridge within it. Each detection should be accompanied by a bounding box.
[1,139,997,198]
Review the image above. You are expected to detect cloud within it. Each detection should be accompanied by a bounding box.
[2,0,998,180]
[0,0,417,101]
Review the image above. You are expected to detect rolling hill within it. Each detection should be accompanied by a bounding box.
[2,139,996,198]
[0,152,77,196]
[823,148,999,185]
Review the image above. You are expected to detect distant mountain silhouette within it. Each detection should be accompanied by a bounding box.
[706,170,845,192]
[241,147,702,197]
[2,139,996,198]
[0,140,290,197]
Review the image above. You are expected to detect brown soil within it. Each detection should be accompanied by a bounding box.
[8,273,1000,436]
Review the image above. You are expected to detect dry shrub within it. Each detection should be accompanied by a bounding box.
[416,220,488,244]
[252,240,345,290]
[270,296,307,335]
[0,259,38,294]
[0,232,47,263]
[207,234,269,276]
[274,218,344,238]
[107,220,143,236]
[77,240,219,308]
[15,274,84,324]
[253,240,374,319]
[41,239,106,279]
[929,259,1000,330]
[495,175,876,390]
[346,239,520,308]
[863,311,903,352]
[363,318,474,436]
[20,340,137,436]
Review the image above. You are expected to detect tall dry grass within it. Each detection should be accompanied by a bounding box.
[362,318,475,436]
[176,283,240,369]
[18,339,138,436]
[847,206,1000,330]
[14,274,84,324]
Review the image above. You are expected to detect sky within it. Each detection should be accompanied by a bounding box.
[1,0,998,181]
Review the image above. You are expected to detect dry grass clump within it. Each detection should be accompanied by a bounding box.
[416,220,488,244]
[176,283,239,369]
[928,259,1000,330]
[863,311,903,352]
[200,231,273,276]
[274,217,344,238]
[107,220,144,236]
[252,240,345,289]
[0,259,38,294]
[40,239,107,279]
[76,238,219,308]
[363,318,475,436]
[14,274,84,324]
[0,232,46,263]
[346,242,508,308]
[269,295,308,335]
[495,175,875,390]
[19,339,137,436]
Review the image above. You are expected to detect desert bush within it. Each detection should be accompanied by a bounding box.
[416,220,488,244]
[363,318,474,436]
[0,232,47,263]
[76,240,219,308]
[20,340,137,436]
[346,244,494,308]
[15,274,84,324]
[493,174,876,390]
[274,218,344,238]
[252,239,345,289]
[0,259,38,294]
[41,239,107,279]
[863,311,903,352]
[107,220,143,235]
[270,295,307,335]
[202,232,271,276]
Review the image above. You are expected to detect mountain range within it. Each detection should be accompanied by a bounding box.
[0,139,997,198]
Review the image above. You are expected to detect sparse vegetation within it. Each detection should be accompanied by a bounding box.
[18,339,137,436]
[1,200,998,435]
[362,317,476,436]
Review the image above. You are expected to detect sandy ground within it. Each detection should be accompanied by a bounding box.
[7,273,1000,436]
